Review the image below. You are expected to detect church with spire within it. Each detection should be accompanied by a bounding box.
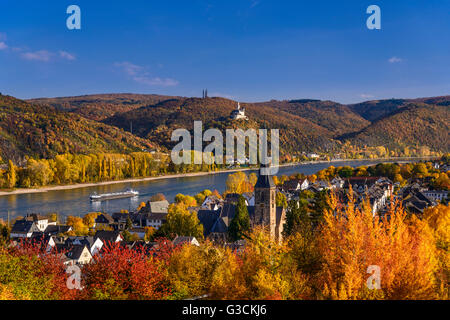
[199,164,286,243]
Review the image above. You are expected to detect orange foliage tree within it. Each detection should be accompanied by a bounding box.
[318,189,439,300]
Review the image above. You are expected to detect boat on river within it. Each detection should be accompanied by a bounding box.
[90,189,139,202]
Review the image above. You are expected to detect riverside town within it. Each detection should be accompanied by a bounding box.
[0,0,448,314]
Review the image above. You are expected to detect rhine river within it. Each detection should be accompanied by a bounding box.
[0,159,425,220]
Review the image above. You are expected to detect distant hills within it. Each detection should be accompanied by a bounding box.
[340,103,449,152]
[29,93,181,121]
[348,96,450,121]
[0,95,155,162]
[0,92,448,163]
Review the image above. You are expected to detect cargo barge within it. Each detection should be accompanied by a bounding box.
[90,189,139,201]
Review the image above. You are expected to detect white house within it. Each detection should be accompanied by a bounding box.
[145,213,167,230]
[331,177,344,189]
[423,190,448,202]
[282,178,309,192]
[10,220,39,238]
[64,245,93,266]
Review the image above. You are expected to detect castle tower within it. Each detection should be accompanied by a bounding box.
[253,164,277,239]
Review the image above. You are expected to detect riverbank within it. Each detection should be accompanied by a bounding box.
[0,156,437,196]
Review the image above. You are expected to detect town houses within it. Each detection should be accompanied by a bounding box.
[6,160,448,268]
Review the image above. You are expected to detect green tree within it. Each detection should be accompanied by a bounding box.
[0,223,10,246]
[283,199,309,237]
[228,195,251,241]
[310,190,331,225]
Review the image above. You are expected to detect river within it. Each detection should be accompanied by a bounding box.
[0,159,424,220]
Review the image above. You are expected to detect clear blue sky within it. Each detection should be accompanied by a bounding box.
[0,0,449,103]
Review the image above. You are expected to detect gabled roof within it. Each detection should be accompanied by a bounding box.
[11,220,36,234]
[65,244,91,261]
[95,213,114,224]
[173,236,198,246]
[282,179,306,191]
[44,225,72,235]
[197,209,220,237]
[65,236,99,249]
[255,174,275,189]
[94,230,122,244]
[225,193,240,203]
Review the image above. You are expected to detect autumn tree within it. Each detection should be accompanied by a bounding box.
[144,226,156,242]
[168,241,224,299]
[174,194,197,207]
[423,204,450,299]
[6,160,16,189]
[66,216,89,236]
[211,227,309,300]
[150,193,166,202]
[276,192,287,208]
[0,241,78,300]
[318,192,439,300]
[83,212,100,229]
[156,204,204,240]
[81,243,171,300]
[225,172,253,194]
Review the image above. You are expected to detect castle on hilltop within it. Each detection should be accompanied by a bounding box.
[230,102,248,120]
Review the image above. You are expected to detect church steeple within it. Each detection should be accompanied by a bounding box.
[255,164,275,189]
[253,164,277,239]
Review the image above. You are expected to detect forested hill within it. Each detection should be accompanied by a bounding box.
[28,93,181,121]
[0,95,156,162]
[253,99,370,135]
[348,96,450,121]
[102,97,340,155]
[338,103,450,152]
[0,92,447,163]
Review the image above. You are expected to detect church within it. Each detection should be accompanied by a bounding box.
[197,165,286,243]
[230,102,248,120]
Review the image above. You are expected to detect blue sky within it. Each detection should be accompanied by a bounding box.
[0,0,449,103]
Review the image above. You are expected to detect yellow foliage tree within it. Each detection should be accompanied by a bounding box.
[423,204,450,299]
[318,191,439,300]
[66,216,89,236]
